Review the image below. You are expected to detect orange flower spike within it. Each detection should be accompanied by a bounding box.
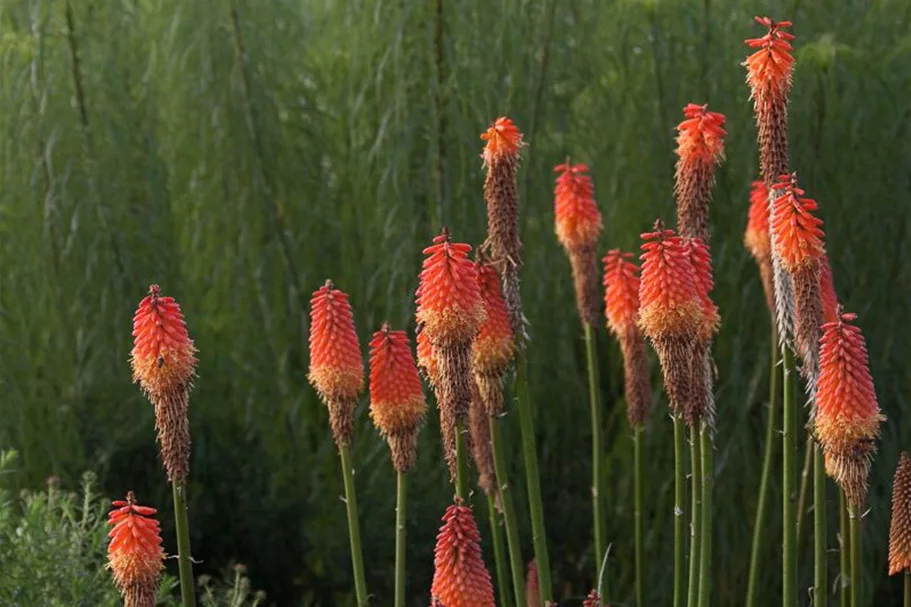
[603,250,641,337]
[816,311,884,504]
[744,17,795,103]
[770,173,826,271]
[308,281,364,402]
[431,504,496,607]
[480,117,523,166]
[675,104,727,167]
[131,285,197,401]
[107,492,164,607]
[744,180,771,261]
[416,231,485,346]
[819,256,839,324]
[553,162,603,252]
[473,260,514,375]
[889,453,911,576]
[684,237,720,339]
[368,326,427,437]
[637,226,704,340]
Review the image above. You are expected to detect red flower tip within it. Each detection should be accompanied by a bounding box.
[107,492,164,594]
[472,260,514,375]
[416,230,485,345]
[131,284,197,401]
[480,117,523,165]
[770,173,826,271]
[553,161,603,252]
[675,103,727,167]
[744,16,795,102]
[637,224,705,340]
[308,280,364,402]
[431,503,496,607]
[603,249,641,337]
[744,180,771,260]
[368,325,427,436]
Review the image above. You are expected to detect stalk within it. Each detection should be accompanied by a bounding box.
[746,326,780,607]
[634,426,644,607]
[584,323,606,574]
[840,492,850,606]
[814,444,827,607]
[172,481,197,607]
[515,352,554,602]
[490,415,527,606]
[699,426,713,607]
[488,494,514,607]
[797,440,813,542]
[674,414,687,607]
[848,503,861,607]
[782,347,798,607]
[339,445,369,606]
[904,572,910,607]
[455,423,469,501]
[395,472,407,607]
[687,427,703,607]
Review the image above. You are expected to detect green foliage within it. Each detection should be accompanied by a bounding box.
[1,0,910,605]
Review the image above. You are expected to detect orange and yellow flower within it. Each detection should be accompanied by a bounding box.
[107,492,164,607]
[743,16,795,104]
[308,281,364,403]
[553,162,602,252]
[638,226,704,340]
[480,117,523,167]
[603,250,640,337]
[472,260,514,377]
[683,237,720,341]
[431,503,496,607]
[770,173,826,272]
[675,103,726,168]
[368,325,427,437]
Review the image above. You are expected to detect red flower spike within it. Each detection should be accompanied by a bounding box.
[744,180,771,261]
[816,311,884,505]
[107,492,164,607]
[308,281,364,402]
[472,260,515,376]
[416,231,485,346]
[368,326,427,436]
[889,453,911,576]
[743,17,795,104]
[819,256,839,324]
[675,103,727,167]
[480,117,523,166]
[431,504,496,607]
[637,226,704,340]
[131,284,197,402]
[770,173,826,271]
[553,162,603,252]
[683,237,720,340]
[603,250,641,338]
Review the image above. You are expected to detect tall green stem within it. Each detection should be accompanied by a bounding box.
[814,444,827,607]
[688,427,702,607]
[395,472,407,607]
[746,327,780,607]
[339,445,369,606]
[840,492,850,606]
[490,415,527,606]
[487,494,514,607]
[699,426,713,607]
[674,414,687,607]
[515,352,553,602]
[848,502,861,607]
[172,480,196,607]
[797,440,813,543]
[584,323,605,575]
[782,347,798,607]
[455,423,469,501]
[634,426,644,607]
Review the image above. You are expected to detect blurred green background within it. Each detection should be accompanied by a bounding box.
[1,0,910,604]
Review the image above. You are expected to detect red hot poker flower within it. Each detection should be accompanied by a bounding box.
[819,256,839,324]
[683,237,720,341]
[480,116,523,167]
[638,226,704,340]
[131,284,197,402]
[107,492,164,607]
[431,503,496,607]
[744,180,771,261]
[675,103,726,168]
[743,17,795,103]
[553,162,602,252]
[472,260,514,377]
[816,311,884,505]
[770,173,826,271]
[889,453,911,575]
[603,250,641,338]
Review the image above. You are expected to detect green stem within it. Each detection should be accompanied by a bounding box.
[687,427,702,607]
[904,572,910,607]
[848,502,861,607]
[488,494,514,607]
[797,439,813,544]
[455,422,469,501]
[746,328,780,607]
[395,472,407,607]
[634,426,644,607]
[490,415,527,606]
[584,323,605,576]
[699,426,713,607]
[783,347,798,607]
[515,352,553,602]
[339,445,369,606]
[840,492,850,606]
[172,480,197,607]
[674,414,687,607]
[814,444,827,607]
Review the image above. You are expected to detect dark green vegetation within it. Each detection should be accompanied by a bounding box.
[1,0,910,604]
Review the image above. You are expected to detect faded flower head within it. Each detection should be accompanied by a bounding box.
[431,503,496,607]
[889,453,911,575]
